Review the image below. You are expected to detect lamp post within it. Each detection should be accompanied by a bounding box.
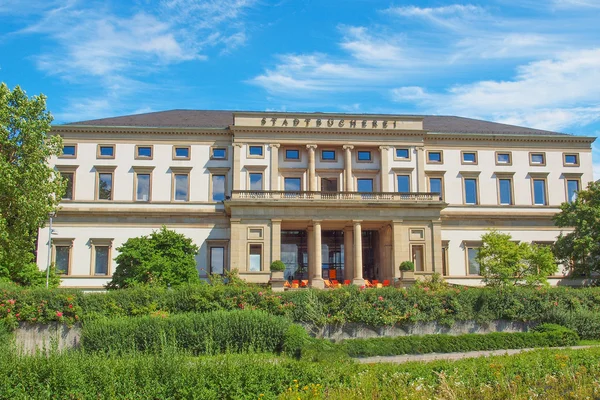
[46,212,56,289]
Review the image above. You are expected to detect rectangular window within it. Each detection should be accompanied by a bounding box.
[211,147,227,160]
[321,178,337,192]
[55,246,70,275]
[285,149,300,160]
[98,173,113,200]
[462,152,477,164]
[357,151,372,161]
[429,177,442,197]
[499,178,513,205]
[467,247,480,275]
[533,179,547,205]
[464,178,478,205]
[284,177,301,191]
[136,146,152,159]
[212,175,226,201]
[249,173,263,191]
[427,151,442,163]
[530,153,545,165]
[567,179,579,203]
[248,145,263,157]
[412,245,424,272]
[395,148,410,159]
[173,146,190,159]
[62,172,74,200]
[94,246,109,275]
[321,150,336,161]
[210,247,225,275]
[397,175,410,193]
[564,154,579,166]
[357,178,373,192]
[174,174,189,201]
[496,152,511,164]
[98,145,115,158]
[136,174,150,201]
[61,145,76,158]
[249,244,262,272]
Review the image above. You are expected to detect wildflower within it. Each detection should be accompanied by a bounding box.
[68,304,73,309]
[258,291,263,296]
[56,311,63,318]
[423,287,430,292]
[378,296,384,301]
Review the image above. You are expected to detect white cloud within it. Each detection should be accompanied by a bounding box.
[553,0,600,8]
[385,4,488,31]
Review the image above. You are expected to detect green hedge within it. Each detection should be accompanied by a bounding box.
[339,324,579,357]
[2,283,600,338]
[81,310,309,356]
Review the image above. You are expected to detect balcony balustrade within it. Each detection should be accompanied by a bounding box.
[230,190,442,202]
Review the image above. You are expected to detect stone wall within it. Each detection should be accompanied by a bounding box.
[14,323,80,354]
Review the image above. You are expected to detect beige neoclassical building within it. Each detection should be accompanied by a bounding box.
[36,110,595,288]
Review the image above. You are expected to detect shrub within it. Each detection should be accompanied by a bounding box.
[282,324,310,358]
[270,260,286,272]
[399,261,414,272]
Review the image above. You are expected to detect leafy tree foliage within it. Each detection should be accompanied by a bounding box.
[107,226,200,289]
[554,181,600,277]
[0,83,64,286]
[476,230,556,287]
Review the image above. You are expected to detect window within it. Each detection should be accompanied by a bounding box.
[210,247,225,275]
[467,246,480,275]
[397,175,410,193]
[248,228,264,239]
[135,145,153,159]
[567,179,580,203]
[357,151,372,161]
[96,171,114,200]
[62,172,74,200]
[498,178,513,205]
[97,145,115,159]
[136,174,150,201]
[248,145,264,157]
[321,178,337,192]
[357,178,373,192]
[60,145,77,158]
[464,178,478,205]
[249,173,263,191]
[427,151,443,164]
[285,149,300,160]
[249,244,262,272]
[284,177,301,191]
[321,150,336,161]
[429,177,442,197]
[210,175,225,201]
[411,244,424,272]
[564,153,579,166]
[496,152,512,165]
[395,148,410,160]
[174,174,189,201]
[530,152,545,165]
[173,146,190,160]
[52,238,73,275]
[533,179,547,205]
[461,151,477,164]
[211,147,227,160]
[90,239,112,276]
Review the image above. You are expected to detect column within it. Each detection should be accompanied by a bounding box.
[307,225,314,283]
[230,218,244,271]
[416,146,426,192]
[431,219,443,274]
[306,144,317,191]
[271,219,281,264]
[311,220,325,288]
[343,225,354,283]
[379,146,390,192]
[352,220,365,285]
[269,144,280,190]
[233,143,243,190]
[343,145,354,191]
[392,220,403,279]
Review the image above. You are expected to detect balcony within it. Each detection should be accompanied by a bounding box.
[229,190,442,202]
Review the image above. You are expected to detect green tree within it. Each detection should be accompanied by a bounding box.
[107,226,200,289]
[476,230,556,287]
[554,181,600,277]
[0,83,64,286]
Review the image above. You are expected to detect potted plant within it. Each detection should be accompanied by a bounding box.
[270,260,286,292]
[399,261,414,280]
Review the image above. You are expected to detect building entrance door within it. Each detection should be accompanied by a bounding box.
[362,230,378,281]
[321,230,345,281]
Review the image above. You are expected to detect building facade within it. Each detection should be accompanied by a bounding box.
[36,110,595,289]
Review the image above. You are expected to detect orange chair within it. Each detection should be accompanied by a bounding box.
[382,280,390,287]
[331,279,339,286]
[344,280,351,285]
[364,280,372,288]
[324,280,333,288]
[301,280,308,288]
[284,281,291,288]
[329,269,337,279]
[292,280,300,289]
[372,280,379,285]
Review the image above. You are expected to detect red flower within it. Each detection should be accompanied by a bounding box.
[56,311,63,318]
[378,296,384,301]
[68,304,73,309]
[423,287,430,292]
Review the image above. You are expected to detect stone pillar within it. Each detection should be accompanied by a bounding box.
[353,220,365,285]
[416,146,426,192]
[379,146,390,192]
[343,145,354,191]
[271,219,281,265]
[306,144,317,191]
[311,220,325,288]
[233,143,242,190]
[269,144,280,190]
[431,219,443,274]
[230,218,243,271]
[392,220,403,280]
[343,225,354,283]
[307,225,314,282]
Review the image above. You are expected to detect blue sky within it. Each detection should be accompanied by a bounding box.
[1,0,599,174]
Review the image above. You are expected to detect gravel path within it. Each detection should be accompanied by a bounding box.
[355,345,597,364]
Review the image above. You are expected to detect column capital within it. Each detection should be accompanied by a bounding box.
[271,218,282,223]
[379,146,390,151]
[230,218,241,224]
[312,219,322,225]
[343,145,354,150]
[306,144,318,150]
[233,143,243,148]
[417,146,425,152]
[352,220,363,226]
[269,143,280,149]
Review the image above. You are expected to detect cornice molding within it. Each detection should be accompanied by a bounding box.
[51,125,231,136]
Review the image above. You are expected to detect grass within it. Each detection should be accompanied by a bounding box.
[578,339,600,346]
